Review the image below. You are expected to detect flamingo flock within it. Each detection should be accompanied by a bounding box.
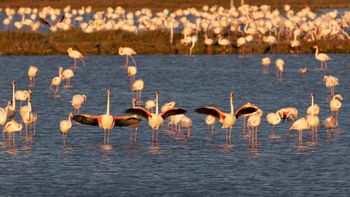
[1,4,350,55]
[0,4,345,150]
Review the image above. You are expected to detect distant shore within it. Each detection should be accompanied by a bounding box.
[0,0,349,11]
[1,30,350,55]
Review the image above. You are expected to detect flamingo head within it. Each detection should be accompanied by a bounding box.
[67,47,72,53]
[282,111,289,123]
[107,88,111,95]
[118,47,123,55]
[69,112,73,118]
[12,80,16,85]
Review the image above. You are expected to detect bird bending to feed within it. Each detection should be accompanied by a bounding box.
[275,58,284,80]
[71,94,87,114]
[28,65,38,86]
[132,79,144,101]
[3,119,22,146]
[127,66,137,89]
[119,47,137,67]
[313,45,331,71]
[72,88,141,144]
[15,89,31,107]
[205,115,216,136]
[67,47,86,67]
[50,67,63,95]
[323,75,339,97]
[277,107,298,122]
[266,112,281,138]
[125,91,186,144]
[261,57,271,74]
[323,115,338,139]
[60,112,73,146]
[298,67,308,73]
[62,68,74,87]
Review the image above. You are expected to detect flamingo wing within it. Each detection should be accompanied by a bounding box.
[114,116,141,126]
[38,17,52,27]
[195,107,223,119]
[125,107,151,119]
[58,14,65,23]
[72,114,100,126]
[235,106,257,118]
[161,108,187,119]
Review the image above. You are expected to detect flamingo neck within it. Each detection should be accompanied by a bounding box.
[311,94,314,116]
[12,83,15,110]
[230,94,234,115]
[155,93,159,115]
[68,113,72,123]
[106,91,110,115]
[314,46,319,57]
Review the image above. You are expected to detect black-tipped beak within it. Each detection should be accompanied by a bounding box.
[282,115,286,123]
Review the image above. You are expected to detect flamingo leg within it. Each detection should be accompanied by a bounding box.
[225,128,228,144]
[134,128,138,144]
[55,86,59,95]
[152,128,154,145]
[130,55,137,67]
[125,56,129,67]
[74,58,77,67]
[103,130,106,144]
[80,58,86,67]
[229,127,232,144]
[130,128,132,144]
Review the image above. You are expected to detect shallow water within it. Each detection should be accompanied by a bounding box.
[0,54,349,196]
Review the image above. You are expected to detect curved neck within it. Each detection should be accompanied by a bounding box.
[106,90,110,115]
[230,94,234,115]
[314,46,319,57]
[68,113,72,123]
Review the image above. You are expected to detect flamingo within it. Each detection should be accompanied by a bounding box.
[235,102,260,132]
[125,91,186,144]
[6,81,16,120]
[28,65,38,86]
[277,107,298,122]
[218,34,231,50]
[20,97,36,137]
[71,94,87,114]
[306,93,320,116]
[329,94,342,122]
[323,75,339,97]
[169,114,185,134]
[67,47,86,67]
[119,47,137,67]
[50,67,63,95]
[261,57,271,74]
[62,68,74,87]
[289,117,310,146]
[204,34,214,54]
[247,114,261,142]
[38,14,65,30]
[60,112,73,146]
[127,66,137,89]
[145,100,156,113]
[178,115,192,140]
[0,107,8,139]
[205,115,216,136]
[298,67,308,73]
[195,93,242,144]
[266,112,281,138]
[3,119,22,146]
[132,79,144,101]
[15,90,31,107]
[323,115,338,139]
[306,93,320,143]
[275,58,284,80]
[72,88,141,144]
[313,45,331,71]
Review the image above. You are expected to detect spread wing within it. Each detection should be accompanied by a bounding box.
[195,106,223,119]
[39,17,52,27]
[58,14,65,23]
[235,106,257,118]
[114,116,141,126]
[72,114,99,126]
[161,108,186,119]
[125,107,151,119]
